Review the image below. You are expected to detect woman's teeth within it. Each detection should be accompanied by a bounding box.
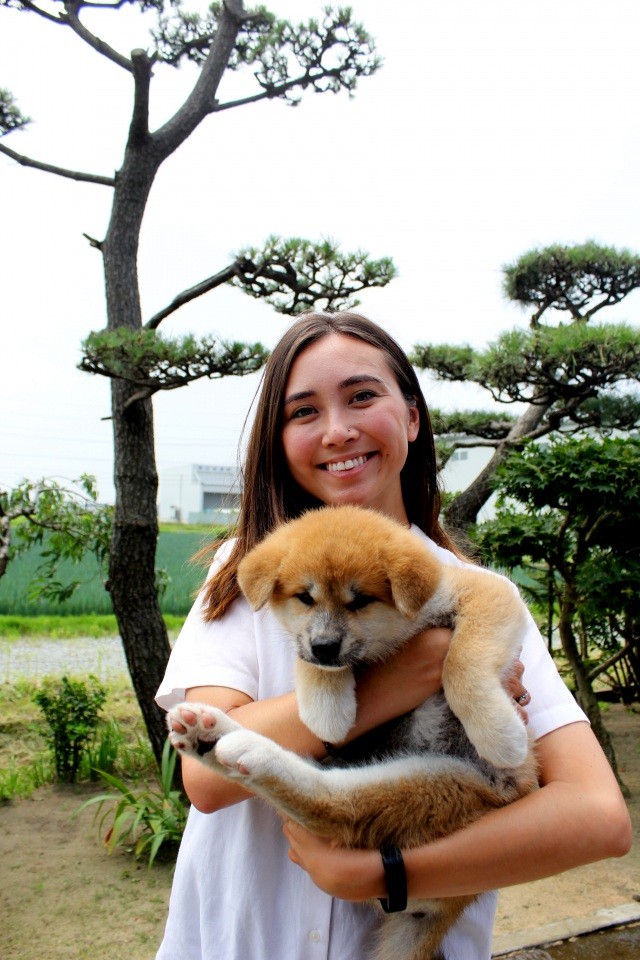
[325,455,368,473]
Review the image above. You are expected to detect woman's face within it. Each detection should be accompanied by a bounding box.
[281,334,419,524]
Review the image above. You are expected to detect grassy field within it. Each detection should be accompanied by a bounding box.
[0,613,187,639]
[0,525,224,617]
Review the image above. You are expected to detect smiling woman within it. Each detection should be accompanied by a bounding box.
[153,312,630,960]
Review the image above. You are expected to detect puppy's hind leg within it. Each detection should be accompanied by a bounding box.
[213,728,357,836]
[167,702,242,759]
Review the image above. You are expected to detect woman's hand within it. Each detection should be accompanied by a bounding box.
[503,658,531,723]
[352,626,451,735]
[283,820,383,902]
[354,628,530,737]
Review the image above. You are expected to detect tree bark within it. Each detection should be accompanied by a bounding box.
[103,144,171,764]
[558,591,629,796]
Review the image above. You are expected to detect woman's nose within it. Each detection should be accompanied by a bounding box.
[322,417,358,446]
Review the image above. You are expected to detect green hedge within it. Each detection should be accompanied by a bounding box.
[0,529,219,616]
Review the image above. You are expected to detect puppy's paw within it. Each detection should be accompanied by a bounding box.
[296,663,357,742]
[167,702,241,759]
[214,729,284,780]
[468,714,529,769]
[299,695,356,744]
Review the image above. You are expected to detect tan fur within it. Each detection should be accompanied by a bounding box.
[170,505,537,960]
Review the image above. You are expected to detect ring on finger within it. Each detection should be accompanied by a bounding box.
[515,690,531,706]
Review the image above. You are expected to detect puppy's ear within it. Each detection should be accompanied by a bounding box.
[237,540,282,610]
[386,542,440,618]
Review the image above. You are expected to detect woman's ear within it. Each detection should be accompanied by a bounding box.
[407,403,420,442]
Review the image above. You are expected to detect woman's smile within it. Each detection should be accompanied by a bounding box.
[320,452,374,473]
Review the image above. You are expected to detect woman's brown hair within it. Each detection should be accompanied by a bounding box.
[201,311,458,620]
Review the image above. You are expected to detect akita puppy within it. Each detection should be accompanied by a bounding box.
[168,505,538,960]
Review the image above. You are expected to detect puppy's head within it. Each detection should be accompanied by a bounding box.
[237,506,442,667]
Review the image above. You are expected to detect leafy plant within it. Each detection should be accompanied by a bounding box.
[0,756,51,801]
[34,675,107,783]
[0,474,112,600]
[79,718,125,781]
[79,737,188,866]
[0,676,156,802]
[477,435,640,790]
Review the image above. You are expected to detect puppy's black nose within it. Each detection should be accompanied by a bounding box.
[310,639,342,665]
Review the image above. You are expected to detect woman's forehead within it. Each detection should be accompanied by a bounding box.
[287,334,394,386]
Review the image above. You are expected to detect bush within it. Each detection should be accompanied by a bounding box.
[34,675,106,782]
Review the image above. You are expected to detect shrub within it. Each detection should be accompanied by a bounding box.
[33,675,106,783]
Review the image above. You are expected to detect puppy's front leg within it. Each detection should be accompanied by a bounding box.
[442,571,530,769]
[295,659,356,743]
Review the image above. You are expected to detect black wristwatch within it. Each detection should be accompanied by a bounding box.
[378,844,408,913]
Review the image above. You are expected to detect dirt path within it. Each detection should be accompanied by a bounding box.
[495,704,640,937]
[1,704,638,960]
[0,785,174,960]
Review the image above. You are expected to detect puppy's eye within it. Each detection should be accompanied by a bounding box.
[346,594,376,612]
[295,591,315,607]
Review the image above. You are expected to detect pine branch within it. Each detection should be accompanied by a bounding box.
[0,140,115,185]
[8,0,65,26]
[144,262,240,329]
[79,329,269,408]
[153,1,245,159]
[128,48,153,144]
[63,2,133,72]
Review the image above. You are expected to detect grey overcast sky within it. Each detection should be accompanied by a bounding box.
[2,0,640,503]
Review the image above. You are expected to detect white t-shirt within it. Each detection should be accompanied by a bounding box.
[155,527,587,960]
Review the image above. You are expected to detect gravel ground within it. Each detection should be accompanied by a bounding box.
[0,636,128,683]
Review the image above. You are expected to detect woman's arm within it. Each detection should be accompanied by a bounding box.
[283,720,632,901]
[177,626,454,812]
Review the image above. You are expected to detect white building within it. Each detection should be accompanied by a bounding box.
[158,464,242,524]
[439,444,497,522]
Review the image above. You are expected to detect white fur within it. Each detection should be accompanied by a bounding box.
[295,660,357,743]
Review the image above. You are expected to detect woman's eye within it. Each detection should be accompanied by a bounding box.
[290,406,316,420]
[351,390,376,403]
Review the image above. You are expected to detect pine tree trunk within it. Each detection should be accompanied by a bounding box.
[103,147,172,766]
[558,594,629,796]
[444,400,553,531]
[98,8,245,767]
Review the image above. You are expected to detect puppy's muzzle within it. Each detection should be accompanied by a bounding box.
[310,638,343,666]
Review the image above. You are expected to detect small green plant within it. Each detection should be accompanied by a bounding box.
[33,675,107,782]
[79,737,188,866]
[79,717,125,781]
[0,754,52,801]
